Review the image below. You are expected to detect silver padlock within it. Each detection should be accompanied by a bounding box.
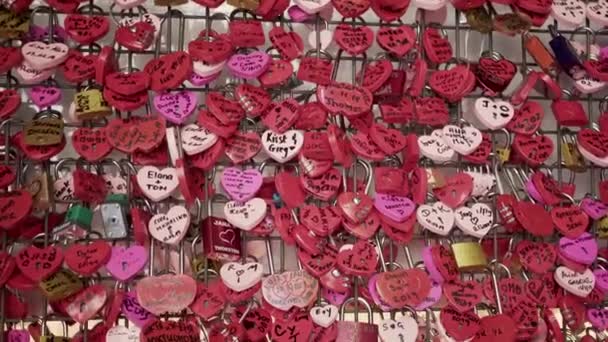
[101,202,128,238]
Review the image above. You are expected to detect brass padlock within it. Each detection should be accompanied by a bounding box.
[465,7,493,33]
[425,168,446,189]
[451,241,488,272]
[226,0,260,11]
[597,216,608,238]
[40,336,70,342]
[26,170,50,211]
[0,9,29,39]
[24,117,64,146]
[72,89,111,120]
[39,269,83,301]
[561,134,586,171]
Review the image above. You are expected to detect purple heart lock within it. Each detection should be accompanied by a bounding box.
[594,269,608,293]
[558,232,598,265]
[580,197,608,220]
[227,51,271,79]
[122,290,156,327]
[153,91,197,124]
[220,167,263,202]
[28,86,62,108]
[415,279,442,310]
[373,193,416,222]
[106,245,148,281]
[588,308,608,329]
[422,246,444,283]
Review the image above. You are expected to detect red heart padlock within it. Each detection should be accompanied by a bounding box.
[343,210,381,240]
[13,132,65,161]
[374,167,408,196]
[72,127,113,162]
[0,190,33,230]
[334,24,374,55]
[376,25,416,57]
[188,36,233,65]
[415,97,449,126]
[64,240,111,276]
[0,165,15,189]
[269,26,303,61]
[463,133,491,164]
[64,14,109,45]
[0,89,21,120]
[294,102,328,130]
[207,92,245,125]
[302,131,333,160]
[261,99,300,134]
[300,205,342,237]
[16,245,63,282]
[105,71,150,95]
[578,128,608,158]
[0,252,15,286]
[298,153,333,179]
[512,134,553,166]
[228,19,265,48]
[297,56,333,85]
[369,123,406,155]
[197,109,238,138]
[144,51,192,92]
[275,171,307,208]
[379,97,415,124]
[332,0,371,18]
[235,83,271,117]
[349,131,386,161]
[105,117,166,153]
[531,171,564,206]
[360,59,393,92]
[475,56,517,95]
[0,46,23,74]
[115,21,155,51]
[370,0,410,21]
[472,314,517,342]
[514,201,554,237]
[190,281,226,320]
[423,28,453,64]
[525,273,560,308]
[443,280,483,313]
[259,59,294,87]
[430,245,459,282]
[551,99,589,127]
[189,139,226,170]
[433,172,474,209]
[336,240,378,276]
[516,240,556,274]
[141,320,200,342]
[232,306,272,342]
[61,50,97,84]
[103,87,148,111]
[507,100,543,135]
[271,312,313,342]
[376,268,431,308]
[298,244,337,277]
[133,141,170,166]
[439,306,481,341]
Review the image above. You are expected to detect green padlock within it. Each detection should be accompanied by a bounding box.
[52,205,93,238]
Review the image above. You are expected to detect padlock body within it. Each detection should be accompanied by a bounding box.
[202,216,241,261]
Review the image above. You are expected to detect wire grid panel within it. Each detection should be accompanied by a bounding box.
[0,0,604,340]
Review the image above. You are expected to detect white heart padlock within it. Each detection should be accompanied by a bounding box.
[416,201,455,236]
[417,129,455,162]
[464,171,495,197]
[148,205,190,245]
[136,166,179,202]
[412,0,446,11]
[552,0,586,27]
[223,197,267,231]
[379,316,419,342]
[574,75,606,94]
[181,124,218,155]
[261,129,304,163]
[310,304,339,328]
[473,97,515,130]
[193,60,226,77]
[307,29,334,50]
[104,175,128,195]
[554,266,595,297]
[587,1,608,26]
[53,176,74,214]
[106,325,140,342]
[441,125,482,155]
[455,203,494,239]
[220,261,264,292]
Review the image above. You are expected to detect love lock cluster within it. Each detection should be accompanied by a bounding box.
[2,0,608,341]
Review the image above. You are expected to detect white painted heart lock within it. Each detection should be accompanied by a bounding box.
[455,203,494,239]
[310,304,338,328]
[441,124,482,156]
[120,13,161,38]
[417,129,455,162]
[136,166,180,202]
[379,316,419,342]
[554,266,595,297]
[552,0,586,27]
[308,29,334,50]
[574,75,606,94]
[220,261,264,292]
[578,143,608,167]
[416,201,455,236]
[261,129,304,163]
[413,0,446,11]
[181,124,218,155]
[464,171,495,197]
[294,0,331,14]
[587,1,608,26]
[193,60,226,77]
[21,41,69,70]
[148,205,190,245]
[106,325,140,342]
[473,97,515,130]
[53,176,74,214]
[223,197,267,231]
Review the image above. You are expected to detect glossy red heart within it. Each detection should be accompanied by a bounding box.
[512,134,553,166]
[235,83,271,117]
[0,190,32,230]
[259,59,294,87]
[578,128,608,158]
[331,0,371,18]
[300,167,341,201]
[0,252,15,286]
[433,172,474,209]
[61,50,97,84]
[105,117,166,153]
[261,99,300,134]
[429,65,471,100]
[64,14,109,45]
[343,210,381,240]
[72,127,112,162]
[144,51,192,92]
[415,97,449,127]
[551,205,589,239]
[476,56,517,94]
[525,273,560,308]
[376,268,432,308]
[190,281,226,320]
[369,123,406,155]
[514,201,554,237]
[423,28,453,64]
[188,37,233,65]
[299,205,341,237]
[337,191,373,224]
[224,132,261,164]
[16,245,63,282]
[207,92,245,125]
[516,240,556,274]
[334,24,374,55]
[440,306,481,341]
[105,71,150,95]
[376,25,416,57]
[115,21,155,52]
[275,171,307,208]
[337,240,378,277]
[197,109,238,138]
[0,89,21,120]
[0,47,22,74]
[64,241,111,276]
[360,59,393,92]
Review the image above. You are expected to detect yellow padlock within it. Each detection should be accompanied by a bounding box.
[597,216,608,238]
[24,117,64,146]
[0,9,29,39]
[39,269,83,301]
[451,242,488,272]
[425,168,446,189]
[40,336,70,342]
[560,135,586,171]
[495,147,511,164]
[226,0,260,11]
[72,89,111,120]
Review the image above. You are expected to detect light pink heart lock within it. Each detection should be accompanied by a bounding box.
[220,167,263,202]
[554,266,595,297]
[551,0,586,27]
[558,232,598,265]
[153,91,197,125]
[28,86,62,108]
[13,61,55,85]
[136,274,197,315]
[21,41,69,70]
[373,193,416,222]
[106,245,148,281]
[227,51,271,79]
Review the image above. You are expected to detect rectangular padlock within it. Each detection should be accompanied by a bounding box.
[40,336,70,342]
[524,34,558,76]
[548,25,585,80]
[39,269,83,301]
[202,217,241,262]
[597,216,608,238]
[24,118,64,146]
[0,10,29,39]
[551,99,589,127]
[336,321,378,342]
[73,89,111,120]
[53,205,92,239]
[101,202,128,239]
[451,241,488,271]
